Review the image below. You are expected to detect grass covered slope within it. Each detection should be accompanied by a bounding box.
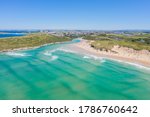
[91,40,150,51]
[84,34,150,51]
[0,33,71,52]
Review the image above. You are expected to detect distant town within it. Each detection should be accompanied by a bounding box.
[1,29,150,38]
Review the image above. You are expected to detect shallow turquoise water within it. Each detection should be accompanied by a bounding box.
[0,41,150,100]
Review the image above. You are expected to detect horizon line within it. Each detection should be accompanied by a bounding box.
[0,29,150,31]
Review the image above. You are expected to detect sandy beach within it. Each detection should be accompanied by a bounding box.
[68,39,150,68]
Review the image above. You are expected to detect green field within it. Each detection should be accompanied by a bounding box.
[0,33,71,52]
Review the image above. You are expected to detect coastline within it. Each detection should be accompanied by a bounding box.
[69,39,150,68]
[0,41,69,53]
[1,38,150,68]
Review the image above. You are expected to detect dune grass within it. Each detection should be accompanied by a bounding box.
[84,33,150,51]
[0,33,71,51]
[91,40,150,51]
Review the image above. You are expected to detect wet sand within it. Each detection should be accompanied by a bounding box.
[67,39,150,68]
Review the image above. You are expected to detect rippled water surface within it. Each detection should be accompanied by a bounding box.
[0,40,150,100]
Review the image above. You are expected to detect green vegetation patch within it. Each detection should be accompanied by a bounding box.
[91,40,150,51]
[84,33,150,51]
[0,33,71,51]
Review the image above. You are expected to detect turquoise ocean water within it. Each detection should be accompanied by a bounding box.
[0,40,150,100]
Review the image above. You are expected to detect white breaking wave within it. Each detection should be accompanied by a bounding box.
[83,56,90,59]
[43,51,58,61]
[110,58,150,70]
[101,59,106,63]
[43,48,76,56]
[43,47,77,62]
[57,48,76,53]
[43,51,52,56]
[5,52,30,57]
[83,54,104,60]
[51,55,58,61]
[83,54,106,63]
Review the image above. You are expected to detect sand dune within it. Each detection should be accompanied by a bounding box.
[69,39,150,68]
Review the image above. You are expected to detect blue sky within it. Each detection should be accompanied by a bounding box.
[0,0,150,30]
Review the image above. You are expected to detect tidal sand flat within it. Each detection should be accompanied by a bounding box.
[0,40,150,100]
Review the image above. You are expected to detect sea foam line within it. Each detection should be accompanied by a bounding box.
[105,57,150,71]
[4,52,30,57]
[43,50,59,61]
[82,53,150,70]
[44,48,77,55]
[44,47,150,70]
[83,54,106,63]
[51,55,58,61]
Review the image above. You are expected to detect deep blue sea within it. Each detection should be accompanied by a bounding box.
[0,33,26,38]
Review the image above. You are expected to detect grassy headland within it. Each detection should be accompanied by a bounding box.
[83,33,150,51]
[0,33,71,52]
